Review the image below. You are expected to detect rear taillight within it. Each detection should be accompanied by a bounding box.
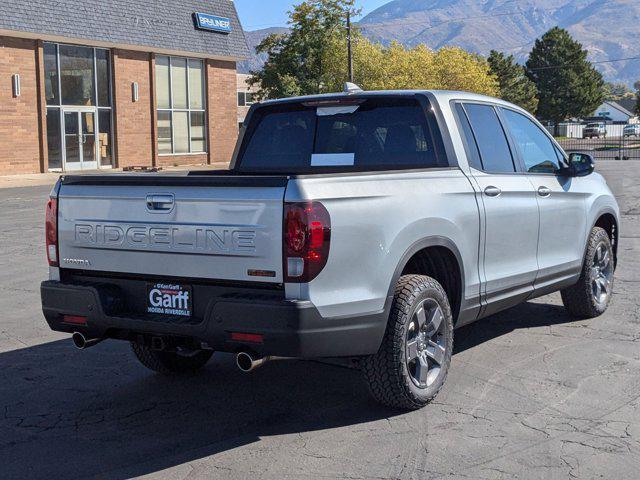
[284,201,331,282]
[45,197,58,266]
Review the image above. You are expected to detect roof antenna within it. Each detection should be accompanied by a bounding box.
[344,82,363,94]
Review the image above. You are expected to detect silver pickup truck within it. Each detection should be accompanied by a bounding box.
[41,89,620,410]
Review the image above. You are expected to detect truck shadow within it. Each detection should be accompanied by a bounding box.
[0,299,576,479]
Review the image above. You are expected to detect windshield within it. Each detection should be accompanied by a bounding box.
[236,97,448,173]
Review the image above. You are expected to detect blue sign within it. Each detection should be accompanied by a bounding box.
[194,13,232,34]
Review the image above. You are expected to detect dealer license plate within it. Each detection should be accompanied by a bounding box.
[146,282,192,317]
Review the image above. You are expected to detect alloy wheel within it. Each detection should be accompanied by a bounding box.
[591,242,613,305]
[405,298,447,388]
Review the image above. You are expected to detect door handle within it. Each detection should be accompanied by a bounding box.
[484,186,502,197]
[538,186,552,197]
[146,194,175,212]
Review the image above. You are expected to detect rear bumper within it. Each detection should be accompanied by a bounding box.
[41,280,387,358]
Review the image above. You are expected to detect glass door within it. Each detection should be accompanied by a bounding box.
[62,109,98,171]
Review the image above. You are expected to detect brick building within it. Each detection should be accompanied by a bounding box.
[0,0,249,174]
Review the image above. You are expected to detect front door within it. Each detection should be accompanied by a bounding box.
[63,110,97,171]
[498,107,588,290]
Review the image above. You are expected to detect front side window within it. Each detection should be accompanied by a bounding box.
[155,55,206,154]
[502,109,561,173]
[238,97,447,172]
[463,103,516,173]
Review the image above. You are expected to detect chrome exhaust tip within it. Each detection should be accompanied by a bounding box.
[72,332,103,350]
[236,351,263,372]
[236,352,289,372]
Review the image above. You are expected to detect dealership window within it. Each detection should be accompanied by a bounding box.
[156,55,207,154]
[238,91,255,107]
[43,42,113,169]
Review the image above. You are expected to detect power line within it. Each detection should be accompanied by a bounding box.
[528,55,640,71]
[244,0,559,31]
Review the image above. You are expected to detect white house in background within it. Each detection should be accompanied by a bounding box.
[593,100,637,123]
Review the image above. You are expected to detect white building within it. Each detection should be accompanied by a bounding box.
[593,100,637,123]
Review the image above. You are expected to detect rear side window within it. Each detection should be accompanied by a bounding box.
[454,103,483,171]
[237,97,447,172]
[501,108,560,174]
[463,103,516,173]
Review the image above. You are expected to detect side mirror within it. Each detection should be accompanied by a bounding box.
[563,153,595,177]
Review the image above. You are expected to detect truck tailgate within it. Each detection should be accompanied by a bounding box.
[57,174,287,283]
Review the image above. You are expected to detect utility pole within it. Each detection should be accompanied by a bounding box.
[347,10,354,83]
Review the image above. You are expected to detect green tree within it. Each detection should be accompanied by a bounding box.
[249,0,356,99]
[526,27,605,129]
[487,50,538,113]
[603,82,632,101]
[635,81,640,116]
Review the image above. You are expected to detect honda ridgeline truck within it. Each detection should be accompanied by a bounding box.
[41,89,619,410]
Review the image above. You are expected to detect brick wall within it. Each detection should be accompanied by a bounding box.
[0,39,238,175]
[0,37,41,174]
[113,49,153,169]
[207,60,238,165]
[156,153,208,167]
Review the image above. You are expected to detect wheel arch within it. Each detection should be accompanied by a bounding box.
[386,237,465,323]
[593,209,619,268]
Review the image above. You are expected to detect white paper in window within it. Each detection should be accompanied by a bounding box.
[310,153,355,166]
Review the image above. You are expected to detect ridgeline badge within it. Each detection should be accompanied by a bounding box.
[194,13,232,33]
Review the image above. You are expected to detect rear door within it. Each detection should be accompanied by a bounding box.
[456,103,540,315]
[57,175,287,283]
[500,107,588,289]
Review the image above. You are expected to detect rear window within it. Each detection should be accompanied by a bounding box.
[237,97,448,173]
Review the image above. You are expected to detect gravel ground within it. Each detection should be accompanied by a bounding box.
[0,161,638,480]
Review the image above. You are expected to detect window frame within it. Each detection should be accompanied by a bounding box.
[452,100,570,176]
[156,55,208,156]
[237,91,255,107]
[234,94,451,174]
[43,42,114,170]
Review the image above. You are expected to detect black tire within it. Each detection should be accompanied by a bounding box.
[561,227,614,319]
[362,274,454,410]
[131,342,213,374]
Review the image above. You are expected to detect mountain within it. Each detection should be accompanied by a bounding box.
[239,0,640,85]
[238,27,289,74]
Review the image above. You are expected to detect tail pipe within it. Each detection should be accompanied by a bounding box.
[72,332,103,350]
[235,351,289,373]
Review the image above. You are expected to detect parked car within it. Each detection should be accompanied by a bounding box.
[41,88,620,410]
[583,123,607,139]
[623,124,640,138]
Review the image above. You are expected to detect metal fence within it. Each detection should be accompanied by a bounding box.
[557,135,640,161]
[548,124,640,160]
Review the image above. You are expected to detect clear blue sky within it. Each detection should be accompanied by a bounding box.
[234,0,391,31]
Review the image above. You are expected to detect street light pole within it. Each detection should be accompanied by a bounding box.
[347,10,354,83]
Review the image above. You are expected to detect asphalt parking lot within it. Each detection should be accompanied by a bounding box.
[0,162,639,480]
